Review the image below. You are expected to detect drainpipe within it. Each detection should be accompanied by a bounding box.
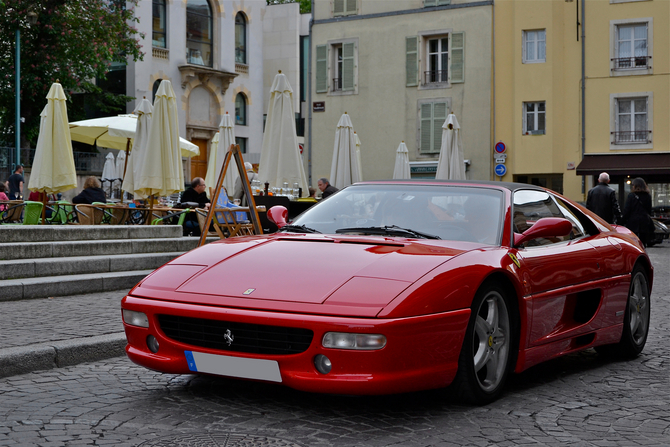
[307,0,314,186]
[491,1,495,181]
[580,0,586,194]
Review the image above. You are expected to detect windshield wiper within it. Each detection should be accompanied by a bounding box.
[335,225,440,240]
[278,224,322,234]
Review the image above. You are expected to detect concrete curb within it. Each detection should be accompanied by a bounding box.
[0,332,127,378]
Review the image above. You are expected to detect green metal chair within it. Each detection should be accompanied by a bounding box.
[2,201,44,225]
[151,208,191,226]
[46,201,75,224]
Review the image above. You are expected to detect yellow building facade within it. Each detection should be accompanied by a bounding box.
[494,0,669,206]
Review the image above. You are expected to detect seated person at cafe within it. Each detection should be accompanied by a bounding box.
[72,176,107,204]
[181,177,210,236]
[0,183,8,211]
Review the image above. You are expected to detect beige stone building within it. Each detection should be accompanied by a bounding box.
[308,0,494,187]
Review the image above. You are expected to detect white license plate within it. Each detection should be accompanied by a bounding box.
[184,351,282,383]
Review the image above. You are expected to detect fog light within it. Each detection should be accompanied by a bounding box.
[122,309,149,328]
[146,335,160,353]
[314,354,332,374]
[322,332,387,350]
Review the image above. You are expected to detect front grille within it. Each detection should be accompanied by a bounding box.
[158,315,314,355]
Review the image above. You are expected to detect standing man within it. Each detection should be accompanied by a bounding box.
[586,172,622,224]
[8,165,24,199]
[317,178,338,199]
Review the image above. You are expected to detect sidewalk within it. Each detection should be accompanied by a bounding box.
[0,290,128,378]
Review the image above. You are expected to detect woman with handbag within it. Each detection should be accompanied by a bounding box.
[621,177,653,247]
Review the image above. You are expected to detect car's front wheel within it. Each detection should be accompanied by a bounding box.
[452,281,516,404]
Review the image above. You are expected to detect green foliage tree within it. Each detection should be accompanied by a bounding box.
[266,0,311,14]
[0,0,144,147]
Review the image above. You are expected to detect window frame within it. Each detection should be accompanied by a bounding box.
[609,92,653,150]
[522,29,546,64]
[235,12,247,65]
[235,93,247,126]
[610,18,653,76]
[333,0,357,17]
[186,0,213,67]
[152,0,167,49]
[424,0,452,6]
[316,38,358,96]
[523,101,546,136]
[417,98,451,155]
[415,29,464,88]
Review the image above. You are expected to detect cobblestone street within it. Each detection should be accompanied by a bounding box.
[1,246,668,447]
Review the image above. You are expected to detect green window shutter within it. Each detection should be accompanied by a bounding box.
[451,32,465,83]
[316,45,328,93]
[346,0,357,14]
[420,103,433,153]
[433,102,447,153]
[334,0,345,15]
[342,42,355,91]
[406,36,418,87]
[424,0,437,7]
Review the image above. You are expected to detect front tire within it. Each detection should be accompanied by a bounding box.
[451,281,516,405]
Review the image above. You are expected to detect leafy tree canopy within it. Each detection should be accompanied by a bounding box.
[0,0,144,147]
[266,0,311,14]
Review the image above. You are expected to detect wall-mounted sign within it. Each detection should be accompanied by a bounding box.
[495,155,507,164]
[567,162,576,170]
[495,164,507,177]
[313,102,325,112]
[494,141,506,154]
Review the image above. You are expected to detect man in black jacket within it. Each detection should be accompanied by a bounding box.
[180,177,210,236]
[586,172,622,224]
[317,178,338,199]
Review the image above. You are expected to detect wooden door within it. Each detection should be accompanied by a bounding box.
[190,138,208,181]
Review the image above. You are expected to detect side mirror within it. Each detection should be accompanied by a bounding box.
[514,217,573,247]
[267,205,288,229]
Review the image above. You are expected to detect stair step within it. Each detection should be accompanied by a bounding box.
[0,225,183,243]
[0,237,202,261]
[1,270,155,301]
[0,252,185,281]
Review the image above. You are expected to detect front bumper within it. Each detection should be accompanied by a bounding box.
[122,295,470,395]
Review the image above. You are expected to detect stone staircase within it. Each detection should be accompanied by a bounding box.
[0,225,205,301]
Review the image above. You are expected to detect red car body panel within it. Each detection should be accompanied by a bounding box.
[122,181,652,395]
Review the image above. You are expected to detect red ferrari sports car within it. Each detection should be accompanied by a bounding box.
[122,181,653,404]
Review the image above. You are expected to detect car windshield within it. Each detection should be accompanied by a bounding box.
[290,184,504,244]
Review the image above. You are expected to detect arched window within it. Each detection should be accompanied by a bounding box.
[186,0,212,67]
[235,93,247,125]
[152,79,162,102]
[235,13,247,64]
[152,0,167,48]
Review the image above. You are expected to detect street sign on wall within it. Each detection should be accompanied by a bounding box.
[495,164,507,177]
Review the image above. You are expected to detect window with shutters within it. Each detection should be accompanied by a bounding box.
[418,100,450,154]
[424,0,451,7]
[610,92,653,149]
[610,18,653,76]
[523,102,545,135]
[333,0,357,17]
[408,31,464,88]
[315,39,358,95]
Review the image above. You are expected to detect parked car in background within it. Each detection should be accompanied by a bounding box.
[648,218,669,247]
[122,181,653,405]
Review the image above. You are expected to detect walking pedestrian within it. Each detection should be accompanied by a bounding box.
[621,177,654,246]
[586,172,622,224]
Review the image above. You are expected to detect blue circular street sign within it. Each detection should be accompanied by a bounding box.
[494,141,506,154]
[495,164,507,177]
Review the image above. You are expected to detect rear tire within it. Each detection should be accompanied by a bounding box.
[597,265,650,358]
[451,281,517,405]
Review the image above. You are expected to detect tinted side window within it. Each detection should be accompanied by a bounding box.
[513,190,568,247]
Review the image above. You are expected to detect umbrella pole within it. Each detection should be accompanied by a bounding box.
[41,191,47,224]
[123,138,130,178]
[146,194,154,225]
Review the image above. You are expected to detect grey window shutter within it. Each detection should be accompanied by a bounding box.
[433,102,447,153]
[334,0,345,15]
[346,0,357,14]
[406,36,418,87]
[316,45,328,93]
[424,0,437,7]
[451,32,464,83]
[342,42,355,91]
[437,0,451,5]
[420,103,433,153]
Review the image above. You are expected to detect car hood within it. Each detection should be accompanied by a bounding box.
[135,234,472,313]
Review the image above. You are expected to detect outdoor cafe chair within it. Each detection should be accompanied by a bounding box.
[1,200,25,224]
[151,208,191,226]
[74,204,105,225]
[45,201,77,224]
[1,201,43,225]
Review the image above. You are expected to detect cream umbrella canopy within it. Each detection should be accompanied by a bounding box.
[329,112,361,189]
[205,112,238,197]
[258,71,309,196]
[354,132,363,181]
[133,80,183,199]
[392,141,411,180]
[436,113,466,180]
[28,82,77,195]
[121,98,153,195]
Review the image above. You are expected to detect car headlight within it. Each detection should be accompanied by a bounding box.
[122,309,149,328]
[322,332,387,350]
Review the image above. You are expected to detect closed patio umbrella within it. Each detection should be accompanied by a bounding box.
[329,112,361,189]
[28,82,77,196]
[436,113,466,180]
[258,71,309,196]
[354,132,363,181]
[101,152,116,196]
[392,141,411,180]
[205,112,238,197]
[121,98,153,196]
